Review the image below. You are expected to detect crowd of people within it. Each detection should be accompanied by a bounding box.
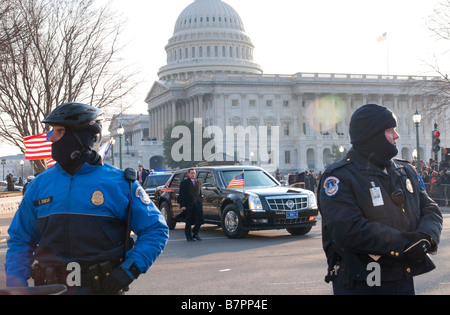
[276,170,322,192]
[418,160,449,207]
[276,161,449,207]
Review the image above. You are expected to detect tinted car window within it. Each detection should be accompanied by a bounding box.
[197,172,207,185]
[144,175,171,188]
[197,171,215,187]
[169,174,182,188]
[205,172,215,186]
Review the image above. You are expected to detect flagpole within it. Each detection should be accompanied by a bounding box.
[243,170,245,194]
[386,36,390,75]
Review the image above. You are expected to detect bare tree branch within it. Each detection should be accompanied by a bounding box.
[0,0,139,172]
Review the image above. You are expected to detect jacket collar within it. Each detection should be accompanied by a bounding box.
[347,147,392,175]
[55,161,101,176]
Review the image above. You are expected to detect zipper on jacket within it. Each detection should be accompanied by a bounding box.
[64,174,74,258]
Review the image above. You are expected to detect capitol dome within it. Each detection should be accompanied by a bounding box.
[158,0,263,80]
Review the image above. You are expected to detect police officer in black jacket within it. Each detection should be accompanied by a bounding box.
[318,104,443,295]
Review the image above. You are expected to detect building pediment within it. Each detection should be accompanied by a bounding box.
[145,81,170,102]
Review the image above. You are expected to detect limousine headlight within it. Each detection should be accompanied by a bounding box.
[248,193,263,211]
[306,190,318,209]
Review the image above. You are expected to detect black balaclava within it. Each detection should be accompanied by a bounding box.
[52,128,101,174]
[349,104,398,168]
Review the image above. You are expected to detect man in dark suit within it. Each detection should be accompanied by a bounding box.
[178,168,204,241]
[138,164,151,186]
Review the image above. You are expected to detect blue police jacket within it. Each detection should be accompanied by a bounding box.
[5,162,169,287]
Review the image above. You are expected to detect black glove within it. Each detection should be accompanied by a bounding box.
[403,232,431,263]
[102,267,134,295]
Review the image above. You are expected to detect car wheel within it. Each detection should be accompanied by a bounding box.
[286,226,312,236]
[160,201,176,230]
[221,204,248,239]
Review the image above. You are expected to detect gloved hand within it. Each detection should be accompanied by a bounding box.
[403,232,431,263]
[102,267,134,295]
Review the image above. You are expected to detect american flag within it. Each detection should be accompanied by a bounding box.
[377,32,387,42]
[227,172,245,189]
[24,132,52,160]
[24,132,56,168]
[47,158,56,168]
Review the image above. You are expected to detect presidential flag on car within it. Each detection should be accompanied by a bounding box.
[227,172,245,189]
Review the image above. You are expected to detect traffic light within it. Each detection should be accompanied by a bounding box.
[443,148,450,161]
[432,130,441,153]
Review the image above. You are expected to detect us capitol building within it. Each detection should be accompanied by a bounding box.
[109,0,448,173]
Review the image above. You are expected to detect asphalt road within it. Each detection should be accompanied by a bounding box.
[1,203,450,296]
[128,222,331,295]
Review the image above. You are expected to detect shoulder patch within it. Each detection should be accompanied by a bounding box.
[135,186,151,205]
[323,176,340,197]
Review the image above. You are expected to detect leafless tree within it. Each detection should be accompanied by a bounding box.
[0,0,139,172]
[409,0,450,119]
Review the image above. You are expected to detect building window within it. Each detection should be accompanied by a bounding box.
[222,46,226,57]
[267,122,273,136]
[192,47,195,58]
[215,46,218,57]
[207,46,210,57]
[199,46,203,57]
[285,151,291,164]
[266,100,273,107]
[249,100,256,107]
[284,122,290,136]
[283,100,289,107]
[232,100,239,107]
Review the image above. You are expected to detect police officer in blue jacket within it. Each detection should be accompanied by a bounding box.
[5,102,169,294]
[318,104,442,295]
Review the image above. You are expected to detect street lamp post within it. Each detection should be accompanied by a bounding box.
[339,146,344,159]
[413,110,422,173]
[117,123,124,170]
[126,137,130,155]
[1,159,6,180]
[110,138,116,166]
[20,160,24,186]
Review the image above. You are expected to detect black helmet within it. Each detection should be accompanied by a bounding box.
[43,102,104,135]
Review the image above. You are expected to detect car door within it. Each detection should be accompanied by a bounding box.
[167,172,183,217]
[199,171,222,222]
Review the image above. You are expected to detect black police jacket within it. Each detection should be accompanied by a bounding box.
[318,148,443,283]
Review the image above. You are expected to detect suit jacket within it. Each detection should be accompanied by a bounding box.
[178,178,203,210]
[138,169,150,184]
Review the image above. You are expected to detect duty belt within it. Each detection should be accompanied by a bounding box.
[31,260,121,293]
